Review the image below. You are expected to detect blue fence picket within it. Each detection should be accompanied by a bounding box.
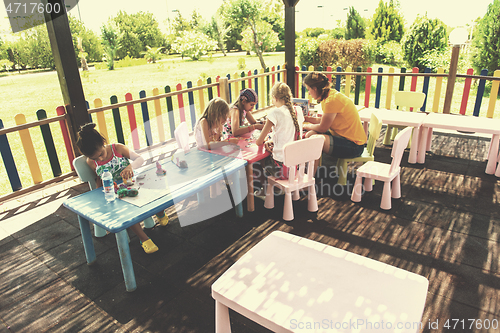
[187,81,196,130]
[473,69,488,117]
[422,68,431,111]
[86,101,92,123]
[139,90,152,146]
[375,67,383,109]
[0,119,22,191]
[36,109,62,177]
[301,65,307,98]
[336,67,342,92]
[277,65,280,82]
[226,74,231,102]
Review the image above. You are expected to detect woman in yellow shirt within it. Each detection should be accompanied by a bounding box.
[303,72,366,158]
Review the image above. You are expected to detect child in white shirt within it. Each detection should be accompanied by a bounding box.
[256,82,304,180]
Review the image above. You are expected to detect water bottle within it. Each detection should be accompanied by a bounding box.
[102,168,115,202]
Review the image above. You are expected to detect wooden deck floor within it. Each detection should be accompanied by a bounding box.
[0,128,499,332]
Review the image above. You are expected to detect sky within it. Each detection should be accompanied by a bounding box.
[0,0,495,38]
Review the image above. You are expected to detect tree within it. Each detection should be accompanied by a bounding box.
[101,22,119,70]
[402,15,447,71]
[471,0,500,75]
[239,21,280,55]
[261,0,285,48]
[370,0,405,43]
[172,12,191,37]
[224,0,277,69]
[190,10,203,30]
[172,31,217,60]
[345,6,366,40]
[209,12,230,56]
[68,15,103,64]
[113,11,164,59]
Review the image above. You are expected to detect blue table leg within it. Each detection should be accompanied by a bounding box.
[115,230,137,292]
[78,216,96,265]
[232,169,244,218]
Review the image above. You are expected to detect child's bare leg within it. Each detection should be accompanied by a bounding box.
[129,223,149,242]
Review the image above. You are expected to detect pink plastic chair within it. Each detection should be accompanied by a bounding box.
[264,136,324,221]
[351,127,412,210]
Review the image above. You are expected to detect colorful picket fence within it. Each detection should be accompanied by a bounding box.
[297,65,500,118]
[0,66,285,199]
[1,64,499,200]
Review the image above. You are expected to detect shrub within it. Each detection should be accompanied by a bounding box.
[375,41,404,66]
[471,0,500,75]
[402,15,447,71]
[237,57,246,70]
[316,39,375,70]
[297,37,320,68]
[422,48,473,74]
[172,31,217,61]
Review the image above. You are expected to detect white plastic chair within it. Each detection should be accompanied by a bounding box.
[336,113,382,185]
[264,136,324,221]
[73,155,155,237]
[351,127,412,210]
[174,121,190,153]
[383,91,426,145]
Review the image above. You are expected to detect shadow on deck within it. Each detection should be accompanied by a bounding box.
[0,128,499,333]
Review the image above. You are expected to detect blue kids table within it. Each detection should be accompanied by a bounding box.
[63,149,247,291]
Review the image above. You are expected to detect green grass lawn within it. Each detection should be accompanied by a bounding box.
[0,52,499,198]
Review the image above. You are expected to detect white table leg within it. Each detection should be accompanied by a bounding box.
[215,300,232,333]
[408,125,420,164]
[417,127,429,164]
[485,134,499,174]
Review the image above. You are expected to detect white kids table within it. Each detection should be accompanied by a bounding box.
[212,231,429,332]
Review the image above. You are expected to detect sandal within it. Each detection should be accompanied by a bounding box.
[141,239,158,254]
[156,212,169,226]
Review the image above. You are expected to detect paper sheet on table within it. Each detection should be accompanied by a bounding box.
[119,164,193,207]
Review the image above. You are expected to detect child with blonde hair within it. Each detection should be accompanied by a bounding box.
[222,88,264,138]
[76,123,169,254]
[194,97,238,149]
[256,82,304,180]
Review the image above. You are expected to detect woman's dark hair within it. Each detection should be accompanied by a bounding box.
[303,72,331,102]
[75,123,106,157]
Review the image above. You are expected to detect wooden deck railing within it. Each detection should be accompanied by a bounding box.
[1,63,500,201]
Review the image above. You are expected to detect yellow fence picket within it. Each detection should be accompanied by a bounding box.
[345,66,352,98]
[432,68,445,113]
[385,67,395,109]
[259,68,265,107]
[197,79,205,113]
[94,98,109,143]
[153,88,165,142]
[487,70,500,118]
[15,113,42,184]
